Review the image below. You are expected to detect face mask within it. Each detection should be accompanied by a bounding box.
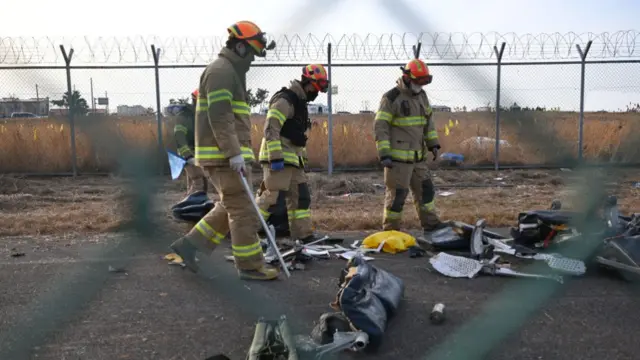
[410,83,423,94]
[233,43,256,73]
[306,91,319,102]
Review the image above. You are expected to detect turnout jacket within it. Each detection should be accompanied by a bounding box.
[373,77,440,163]
[258,80,309,168]
[172,103,195,159]
[194,48,254,167]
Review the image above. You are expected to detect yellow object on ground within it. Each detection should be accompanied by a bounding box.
[362,230,417,254]
[164,253,184,264]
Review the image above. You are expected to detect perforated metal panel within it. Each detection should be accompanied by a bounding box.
[429,253,483,279]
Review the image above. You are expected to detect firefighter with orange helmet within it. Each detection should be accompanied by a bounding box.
[173,89,207,195]
[255,64,330,243]
[373,58,444,235]
[170,21,280,281]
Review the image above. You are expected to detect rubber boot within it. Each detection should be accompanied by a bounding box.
[169,237,200,273]
[423,222,448,237]
[238,264,280,281]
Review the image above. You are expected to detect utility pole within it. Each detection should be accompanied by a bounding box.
[35,84,40,116]
[90,78,95,112]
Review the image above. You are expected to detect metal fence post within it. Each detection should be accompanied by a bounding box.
[151,45,164,174]
[413,41,422,59]
[493,42,506,171]
[327,42,334,175]
[576,40,592,162]
[59,45,77,176]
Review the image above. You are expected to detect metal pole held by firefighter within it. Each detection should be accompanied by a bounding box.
[238,170,291,278]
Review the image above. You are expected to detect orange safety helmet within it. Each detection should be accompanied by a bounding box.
[227,20,276,57]
[401,59,433,85]
[302,64,329,93]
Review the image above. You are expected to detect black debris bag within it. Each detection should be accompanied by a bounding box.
[170,190,215,223]
[330,255,404,351]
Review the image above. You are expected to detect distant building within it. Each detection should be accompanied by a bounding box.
[48,108,69,117]
[259,103,328,115]
[308,103,327,115]
[432,105,451,112]
[0,97,49,118]
[117,105,148,116]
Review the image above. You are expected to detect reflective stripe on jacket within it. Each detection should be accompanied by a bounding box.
[373,77,440,163]
[173,104,195,158]
[194,48,254,167]
[258,80,308,168]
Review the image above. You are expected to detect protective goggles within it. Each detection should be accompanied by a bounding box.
[411,74,433,86]
[245,32,276,57]
[312,78,330,93]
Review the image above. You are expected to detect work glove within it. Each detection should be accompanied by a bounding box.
[185,157,195,166]
[270,160,285,171]
[429,145,441,161]
[229,154,246,173]
[380,157,393,168]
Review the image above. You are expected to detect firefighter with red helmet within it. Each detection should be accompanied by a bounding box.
[255,64,330,243]
[173,89,207,195]
[373,58,444,235]
[169,21,280,281]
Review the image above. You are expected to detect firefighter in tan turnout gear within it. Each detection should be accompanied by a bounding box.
[170,20,280,281]
[255,64,330,243]
[173,89,207,195]
[374,59,444,235]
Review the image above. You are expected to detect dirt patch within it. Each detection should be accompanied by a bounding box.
[0,169,638,237]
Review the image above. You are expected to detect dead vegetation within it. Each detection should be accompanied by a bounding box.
[0,169,637,238]
[1,111,640,173]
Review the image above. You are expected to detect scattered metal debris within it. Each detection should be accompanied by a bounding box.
[430,303,446,325]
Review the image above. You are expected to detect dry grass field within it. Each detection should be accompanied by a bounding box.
[0,111,639,173]
[0,168,638,237]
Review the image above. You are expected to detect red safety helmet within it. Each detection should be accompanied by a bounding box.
[302,64,329,93]
[191,89,198,98]
[227,20,276,57]
[401,59,433,85]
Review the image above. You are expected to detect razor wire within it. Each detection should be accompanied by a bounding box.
[2,22,640,360]
[1,31,640,65]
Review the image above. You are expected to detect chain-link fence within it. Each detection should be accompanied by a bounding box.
[1,41,640,174]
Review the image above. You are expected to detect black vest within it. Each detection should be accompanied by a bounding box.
[269,87,310,147]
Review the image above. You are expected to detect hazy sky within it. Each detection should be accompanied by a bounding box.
[1,0,639,112]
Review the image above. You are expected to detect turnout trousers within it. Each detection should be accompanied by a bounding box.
[382,160,441,231]
[183,163,207,195]
[255,165,313,240]
[183,166,265,271]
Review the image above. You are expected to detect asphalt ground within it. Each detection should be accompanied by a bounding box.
[1,230,639,360]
